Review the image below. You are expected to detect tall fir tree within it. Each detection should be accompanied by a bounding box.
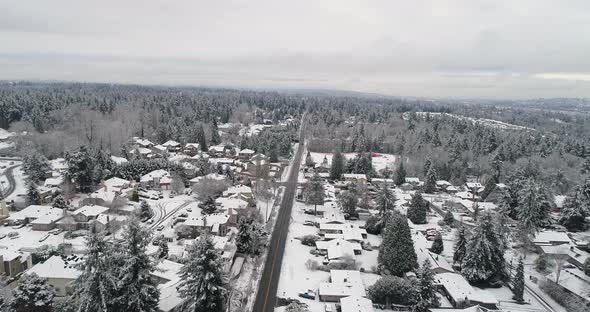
[462,213,505,284]
[26,181,41,205]
[338,190,358,217]
[375,182,396,215]
[407,192,428,224]
[52,194,68,209]
[196,123,208,152]
[114,217,159,312]
[423,157,432,176]
[453,227,467,269]
[304,173,325,216]
[178,236,226,312]
[559,185,589,231]
[394,160,406,186]
[430,233,444,254]
[423,165,437,194]
[210,119,221,145]
[517,179,552,240]
[64,145,95,193]
[11,273,55,312]
[414,260,440,312]
[305,151,315,167]
[329,149,345,180]
[512,257,525,303]
[22,151,50,183]
[73,224,118,312]
[378,214,417,276]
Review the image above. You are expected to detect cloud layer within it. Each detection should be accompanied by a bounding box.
[1,0,589,98]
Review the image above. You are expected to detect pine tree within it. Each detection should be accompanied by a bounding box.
[367,275,418,307]
[423,166,437,193]
[304,173,324,216]
[430,234,444,254]
[517,179,552,240]
[201,196,217,214]
[394,161,406,186]
[559,186,589,231]
[512,257,525,303]
[423,157,432,176]
[305,151,314,167]
[157,238,169,259]
[338,190,358,217]
[196,124,208,151]
[443,210,454,226]
[22,151,50,183]
[210,119,221,145]
[11,273,55,312]
[178,236,226,312]
[114,217,159,312]
[139,200,152,220]
[330,149,345,180]
[414,260,440,312]
[462,213,505,284]
[375,182,396,215]
[378,214,417,276]
[236,217,267,255]
[26,181,41,205]
[407,192,428,224]
[73,224,118,312]
[65,145,95,193]
[52,194,68,209]
[453,227,467,269]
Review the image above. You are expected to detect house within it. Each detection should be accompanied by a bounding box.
[315,239,362,261]
[110,155,128,165]
[183,143,201,156]
[182,162,197,177]
[184,213,230,236]
[319,270,366,302]
[242,153,271,178]
[540,244,590,268]
[532,231,571,247]
[342,174,367,183]
[223,185,254,201]
[371,178,393,185]
[340,296,374,312]
[238,149,255,160]
[0,249,33,277]
[320,223,367,243]
[189,173,226,187]
[129,147,153,159]
[31,210,64,231]
[44,176,64,189]
[140,169,171,189]
[413,233,454,274]
[545,268,590,305]
[72,205,110,223]
[436,273,498,309]
[25,255,82,296]
[6,205,63,225]
[405,177,421,186]
[162,140,181,152]
[208,144,226,157]
[132,137,154,148]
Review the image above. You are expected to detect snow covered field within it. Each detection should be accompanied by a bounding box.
[309,152,397,172]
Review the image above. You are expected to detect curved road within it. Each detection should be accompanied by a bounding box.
[253,119,305,312]
[0,164,20,199]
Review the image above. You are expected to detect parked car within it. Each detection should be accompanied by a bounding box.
[303,220,315,227]
[156,225,164,231]
[298,290,316,300]
[39,234,50,242]
[8,232,19,239]
[12,223,25,229]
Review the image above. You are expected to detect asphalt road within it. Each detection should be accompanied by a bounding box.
[0,165,19,199]
[253,121,305,312]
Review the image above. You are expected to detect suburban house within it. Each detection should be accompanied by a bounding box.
[436,273,498,309]
[342,174,367,183]
[25,255,82,296]
[184,213,230,236]
[413,233,454,274]
[340,296,374,312]
[183,143,201,156]
[162,140,181,152]
[238,148,255,160]
[72,205,110,223]
[532,231,571,247]
[222,185,254,201]
[0,249,33,277]
[6,205,63,226]
[545,268,590,305]
[315,239,362,261]
[319,223,367,243]
[140,169,171,189]
[318,270,366,302]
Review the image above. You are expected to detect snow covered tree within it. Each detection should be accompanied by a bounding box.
[236,217,267,255]
[26,181,41,205]
[338,190,358,217]
[285,302,309,312]
[559,186,589,231]
[517,179,552,238]
[414,260,440,312]
[367,276,418,308]
[22,151,50,183]
[443,210,454,226]
[64,145,95,193]
[512,257,525,303]
[72,224,118,312]
[379,214,417,276]
[423,166,437,194]
[114,217,159,312]
[11,273,55,312]
[304,173,324,216]
[462,213,505,284]
[196,123,208,152]
[305,151,314,167]
[201,196,217,214]
[139,200,152,220]
[210,119,221,145]
[423,157,432,177]
[51,194,68,209]
[407,192,428,224]
[375,182,396,215]
[178,236,226,312]
[394,160,406,186]
[584,257,590,276]
[329,149,345,180]
[453,227,467,269]
[430,233,444,254]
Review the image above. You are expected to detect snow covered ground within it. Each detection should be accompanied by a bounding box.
[5,166,26,201]
[309,152,397,172]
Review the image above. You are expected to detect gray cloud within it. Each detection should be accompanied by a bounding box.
[0,0,589,98]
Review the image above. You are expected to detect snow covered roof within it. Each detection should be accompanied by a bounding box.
[0,249,29,262]
[49,158,68,171]
[31,210,64,225]
[315,239,361,260]
[239,149,255,154]
[140,169,170,183]
[88,187,118,203]
[44,176,64,187]
[546,268,590,302]
[162,140,180,147]
[405,177,420,183]
[319,270,366,298]
[465,182,483,189]
[371,178,393,184]
[26,255,82,280]
[475,202,497,211]
[340,296,374,312]
[133,137,154,147]
[209,145,225,152]
[223,185,252,196]
[185,143,200,149]
[152,260,182,283]
[184,213,230,227]
[342,173,367,179]
[130,147,152,154]
[7,205,62,222]
[413,233,454,273]
[436,180,452,186]
[110,155,128,164]
[73,205,110,217]
[104,177,129,189]
[436,273,498,305]
[215,197,248,211]
[532,231,571,245]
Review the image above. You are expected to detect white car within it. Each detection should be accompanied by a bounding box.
[39,234,50,242]
[156,225,164,231]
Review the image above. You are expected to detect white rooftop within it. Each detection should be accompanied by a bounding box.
[140,169,170,183]
[7,205,63,222]
[436,273,498,305]
[73,205,110,217]
[340,296,374,312]
[26,255,82,280]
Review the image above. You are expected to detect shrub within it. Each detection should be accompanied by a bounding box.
[535,255,549,272]
[300,235,320,246]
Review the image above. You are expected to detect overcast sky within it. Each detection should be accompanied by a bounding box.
[1,0,589,98]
